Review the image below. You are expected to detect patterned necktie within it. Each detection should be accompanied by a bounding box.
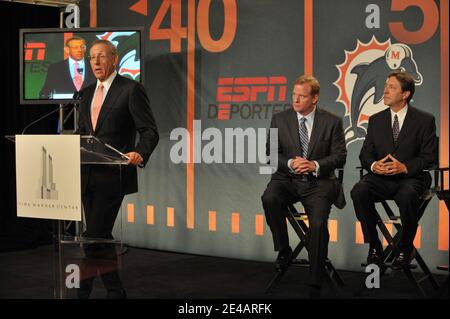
[392,114,400,142]
[299,117,309,158]
[73,62,83,91]
[91,84,104,130]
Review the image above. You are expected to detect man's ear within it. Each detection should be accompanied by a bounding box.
[402,91,411,101]
[312,94,319,105]
[64,46,69,56]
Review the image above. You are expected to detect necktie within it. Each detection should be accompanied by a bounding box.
[392,114,400,142]
[91,84,104,130]
[73,62,83,91]
[299,117,309,158]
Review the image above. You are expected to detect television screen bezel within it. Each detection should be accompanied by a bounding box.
[19,26,145,105]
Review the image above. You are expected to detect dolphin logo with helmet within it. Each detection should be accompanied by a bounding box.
[334,37,423,147]
[96,31,141,81]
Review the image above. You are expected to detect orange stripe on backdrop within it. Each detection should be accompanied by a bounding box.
[186,0,196,230]
[167,207,175,227]
[255,214,264,236]
[127,203,135,223]
[382,223,393,247]
[355,222,364,244]
[439,0,449,251]
[231,212,240,234]
[89,0,97,27]
[147,205,154,225]
[328,219,337,242]
[208,211,217,231]
[304,0,313,75]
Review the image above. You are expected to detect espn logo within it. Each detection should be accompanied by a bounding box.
[24,42,46,61]
[214,76,287,120]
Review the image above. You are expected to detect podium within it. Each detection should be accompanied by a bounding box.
[7,134,129,298]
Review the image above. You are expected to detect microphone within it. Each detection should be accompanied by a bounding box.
[21,105,68,134]
[76,67,84,74]
[73,90,84,101]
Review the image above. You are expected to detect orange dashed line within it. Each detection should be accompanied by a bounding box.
[255,214,264,236]
[328,219,338,242]
[167,207,175,227]
[231,212,240,234]
[355,222,364,244]
[127,203,135,223]
[439,202,449,251]
[413,225,421,249]
[383,223,393,247]
[209,211,217,232]
[147,205,154,225]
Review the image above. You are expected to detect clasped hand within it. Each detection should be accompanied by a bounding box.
[290,156,316,174]
[373,154,407,175]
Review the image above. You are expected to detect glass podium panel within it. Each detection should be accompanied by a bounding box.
[6,134,129,298]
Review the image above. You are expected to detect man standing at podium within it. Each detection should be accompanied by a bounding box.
[77,39,159,298]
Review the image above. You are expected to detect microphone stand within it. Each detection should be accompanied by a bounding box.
[21,104,68,134]
[22,91,83,135]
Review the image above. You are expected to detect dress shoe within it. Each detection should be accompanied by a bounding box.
[308,285,322,299]
[391,249,416,270]
[275,246,292,272]
[366,243,383,265]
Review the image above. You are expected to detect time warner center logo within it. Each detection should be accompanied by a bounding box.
[209,76,290,120]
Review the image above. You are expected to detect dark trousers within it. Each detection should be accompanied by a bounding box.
[262,178,335,286]
[79,176,125,295]
[351,173,429,252]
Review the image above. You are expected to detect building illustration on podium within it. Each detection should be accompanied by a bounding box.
[39,146,58,200]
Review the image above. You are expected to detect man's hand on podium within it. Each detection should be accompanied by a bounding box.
[125,151,143,166]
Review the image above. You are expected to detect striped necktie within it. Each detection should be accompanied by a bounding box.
[299,117,309,158]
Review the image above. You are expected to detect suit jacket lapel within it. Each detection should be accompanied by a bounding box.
[94,76,123,133]
[307,108,322,159]
[287,109,302,154]
[393,106,414,151]
[82,85,96,134]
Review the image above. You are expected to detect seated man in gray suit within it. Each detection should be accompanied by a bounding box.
[262,75,347,297]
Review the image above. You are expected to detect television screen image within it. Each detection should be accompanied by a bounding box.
[20,27,144,104]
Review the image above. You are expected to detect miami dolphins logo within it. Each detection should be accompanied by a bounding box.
[96,32,141,81]
[334,36,423,146]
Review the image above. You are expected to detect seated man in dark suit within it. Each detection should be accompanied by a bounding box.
[351,70,437,269]
[261,75,347,297]
[40,36,94,98]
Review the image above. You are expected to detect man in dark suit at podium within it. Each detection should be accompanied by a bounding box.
[40,36,94,99]
[261,75,347,297]
[77,39,159,298]
[351,70,437,269]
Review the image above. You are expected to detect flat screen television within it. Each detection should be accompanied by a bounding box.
[20,27,144,105]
